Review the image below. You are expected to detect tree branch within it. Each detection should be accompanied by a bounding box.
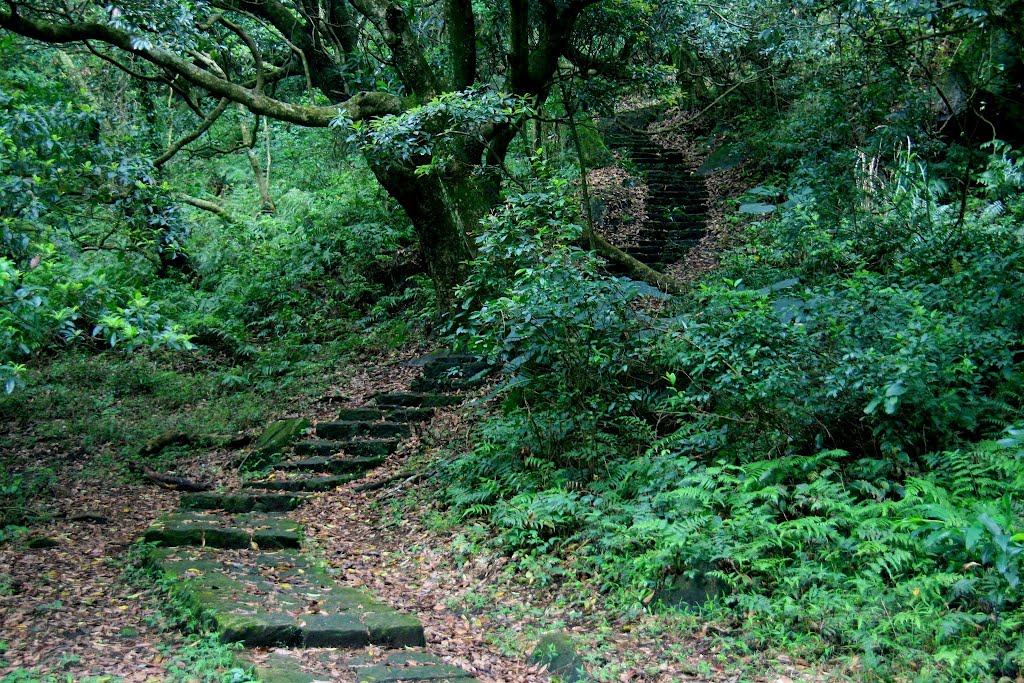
[0,8,401,125]
[154,98,230,167]
[178,193,235,222]
[593,233,684,296]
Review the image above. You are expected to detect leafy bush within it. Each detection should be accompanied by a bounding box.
[453,178,664,464]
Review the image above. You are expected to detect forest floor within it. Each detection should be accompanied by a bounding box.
[1,350,822,683]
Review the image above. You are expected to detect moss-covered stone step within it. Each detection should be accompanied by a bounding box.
[372,392,462,409]
[333,407,434,423]
[409,376,486,393]
[386,407,434,423]
[421,359,490,380]
[150,548,427,650]
[335,407,386,421]
[276,455,385,475]
[241,473,360,492]
[316,420,410,440]
[181,491,309,513]
[242,649,475,682]
[143,511,302,549]
[293,438,398,459]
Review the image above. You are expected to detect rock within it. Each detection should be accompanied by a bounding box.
[241,649,477,683]
[695,142,747,177]
[421,359,490,380]
[653,570,723,611]
[69,511,109,524]
[246,418,311,469]
[529,631,587,682]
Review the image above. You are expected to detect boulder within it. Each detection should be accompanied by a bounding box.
[246,418,311,469]
[529,631,587,682]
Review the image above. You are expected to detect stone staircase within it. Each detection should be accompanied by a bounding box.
[601,107,708,271]
[142,352,489,683]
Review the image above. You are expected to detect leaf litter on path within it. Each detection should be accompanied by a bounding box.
[0,464,181,680]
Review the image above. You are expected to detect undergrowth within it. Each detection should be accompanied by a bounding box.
[444,145,1024,680]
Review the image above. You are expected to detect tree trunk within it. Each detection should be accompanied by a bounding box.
[238,105,276,213]
[371,167,484,310]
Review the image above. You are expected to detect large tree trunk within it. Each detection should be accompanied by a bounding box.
[372,168,485,310]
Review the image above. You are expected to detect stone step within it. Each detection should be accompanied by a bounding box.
[144,511,302,549]
[404,350,478,367]
[241,473,361,492]
[386,407,435,423]
[244,649,476,682]
[149,548,426,649]
[316,420,410,440]
[276,455,385,474]
[180,491,309,513]
[646,210,707,219]
[625,246,667,257]
[409,376,486,393]
[421,359,490,380]
[373,392,463,408]
[631,156,688,164]
[333,407,435,424]
[244,650,474,682]
[648,189,705,196]
[335,407,386,422]
[294,438,399,458]
[647,195,706,204]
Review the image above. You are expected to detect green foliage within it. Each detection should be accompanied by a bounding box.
[446,140,1024,679]
[0,464,53,536]
[0,57,195,389]
[453,175,665,472]
[179,156,423,366]
[337,89,533,173]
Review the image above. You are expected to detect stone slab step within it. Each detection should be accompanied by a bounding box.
[421,359,489,379]
[386,407,435,423]
[403,350,478,367]
[294,438,399,458]
[409,377,485,393]
[335,407,386,421]
[243,649,475,682]
[372,392,462,408]
[150,548,426,649]
[276,455,385,474]
[316,420,410,440]
[241,473,360,492]
[181,491,309,513]
[144,511,301,549]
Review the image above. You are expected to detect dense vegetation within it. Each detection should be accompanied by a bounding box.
[2,0,1024,679]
